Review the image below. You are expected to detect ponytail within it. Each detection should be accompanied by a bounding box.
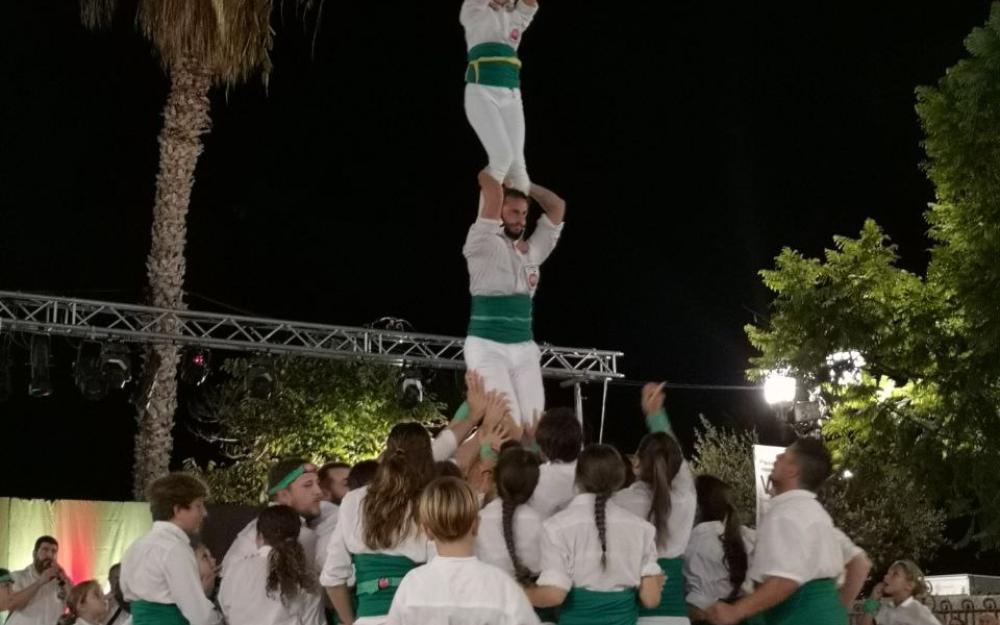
[637,432,683,549]
[363,423,435,550]
[258,505,318,605]
[695,474,748,600]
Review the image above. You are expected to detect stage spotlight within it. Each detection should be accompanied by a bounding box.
[763,370,796,405]
[29,335,54,398]
[181,347,211,386]
[246,362,275,400]
[101,343,133,390]
[74,341,107,401]
[398,371,424,409]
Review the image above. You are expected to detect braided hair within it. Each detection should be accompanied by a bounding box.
[695,475,748,601]
[575,445,626,569]
[496,447,541,584]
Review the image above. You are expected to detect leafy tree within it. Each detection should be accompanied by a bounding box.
[745,4,1000,551]
[184,357,444,504]
[690,418,758,528]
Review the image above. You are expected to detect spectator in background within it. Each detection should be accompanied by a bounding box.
[347,461,379,491]
[5,535,70,625]
[58,580,108,625]
[319,462,351,507]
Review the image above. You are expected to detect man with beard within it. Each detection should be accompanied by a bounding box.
[220,458,324,578]
[4,536,70,625]
[463,170,566,431]
[120,473,222,625]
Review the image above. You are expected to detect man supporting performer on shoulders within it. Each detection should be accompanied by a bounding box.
[463,169,565,431]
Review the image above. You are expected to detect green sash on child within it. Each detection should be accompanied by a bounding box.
[559,587,638,625]
[130,601,190,625]
[351,553,418,618]
[638,557,687,617]
[760,578,847,625]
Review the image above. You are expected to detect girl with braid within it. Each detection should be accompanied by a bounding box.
[320,423,437,625]
[529,444,665,625]
[683,476,756,624]
[219,505,324,625]
[475,446,554,623]
[613,383,697,625]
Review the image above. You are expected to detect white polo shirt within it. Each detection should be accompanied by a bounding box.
[748,490,846,585]
[683,521,757,610]
[611,460,697,559]
[6,565,65,625]
[461,0,538,52]
[526,460,576,519]
[120,521,222,625]
[872,596,939,625]
[218,545,324,625]
[464,215,563,298]
[385,556,540,625]
[537,493,663,592]
[319,486,435,588]
[476,498,543,577]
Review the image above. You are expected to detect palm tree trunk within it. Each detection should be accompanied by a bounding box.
[133,57,212,499]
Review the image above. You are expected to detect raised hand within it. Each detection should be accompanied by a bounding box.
[465,370,488,425]
[640,382,666,417]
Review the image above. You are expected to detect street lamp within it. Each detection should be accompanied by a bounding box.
[763,371,796,405]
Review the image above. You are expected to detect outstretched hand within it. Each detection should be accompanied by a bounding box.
[465,370,488,425]
[641,382,666,417]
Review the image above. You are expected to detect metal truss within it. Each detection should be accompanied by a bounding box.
[0,291,623,382]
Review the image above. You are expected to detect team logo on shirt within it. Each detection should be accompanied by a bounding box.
[511,28,521,41]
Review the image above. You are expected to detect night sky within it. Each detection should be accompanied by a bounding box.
[0,0,992,520]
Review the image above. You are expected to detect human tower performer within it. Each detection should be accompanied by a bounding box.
[461,0,566,429]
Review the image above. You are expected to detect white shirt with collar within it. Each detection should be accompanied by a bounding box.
[537,493,663,592]
[319,486,435,589]
[222,512,318,579]
[683,521,757,610]
[218,545,324,625]
[385,555,540,625]
[120,521,222,625]
[460,0,538,52]
[312,500,340,574]
[748,489,846,585]
[873,596,940,625]
[475,497,543,578]
[611,460,698,559]
[464,215,564,298]
[6,565,65,625]
[526,460,576,519]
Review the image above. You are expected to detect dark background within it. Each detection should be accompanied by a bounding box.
[1,1,995,571]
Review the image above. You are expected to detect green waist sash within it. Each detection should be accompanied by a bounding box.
[761,578,846,625]
[466,42,522,88]
[536,606,560,623]
[468,294,534,343]
[639,557,686,617]
[560,587,638,625]
[130,601,190,625]
[351,553,418,618]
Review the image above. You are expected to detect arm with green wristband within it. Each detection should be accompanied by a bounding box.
[641,382,672,434]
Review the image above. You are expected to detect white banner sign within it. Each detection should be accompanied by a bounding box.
[753,444,785,526]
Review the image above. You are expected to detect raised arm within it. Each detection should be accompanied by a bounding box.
[529,182,565,225]
[479,169,504,220]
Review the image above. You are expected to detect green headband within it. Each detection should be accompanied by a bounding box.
[267,465,310,497]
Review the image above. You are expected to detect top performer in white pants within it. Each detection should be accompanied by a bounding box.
[463,170,565,429]
[461,0,539,194]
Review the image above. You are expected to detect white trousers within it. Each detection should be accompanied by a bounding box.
[465,83,530,193]
[464,335,544,426]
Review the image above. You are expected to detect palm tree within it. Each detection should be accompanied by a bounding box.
[80,0,315,498]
